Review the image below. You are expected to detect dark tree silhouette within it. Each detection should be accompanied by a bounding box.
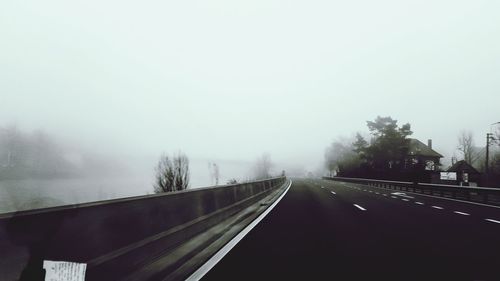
[364,116,412,170]
[154,152,189,193]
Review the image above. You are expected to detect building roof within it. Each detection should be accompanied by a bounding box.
[407,138,443,158]
[447,160,481,174]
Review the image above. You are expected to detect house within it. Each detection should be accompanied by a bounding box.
[446,160,481,186]
[404,139,443,171]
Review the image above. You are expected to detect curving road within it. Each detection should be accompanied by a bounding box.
[201,178,500,281]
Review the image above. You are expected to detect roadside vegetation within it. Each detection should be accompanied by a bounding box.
[325,116,500,185]
[154,152,190,193]
[325,116,413,180]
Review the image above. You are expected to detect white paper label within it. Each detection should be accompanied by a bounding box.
[43,260,87,281]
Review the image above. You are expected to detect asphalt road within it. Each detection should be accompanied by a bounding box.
[201,178,500,281]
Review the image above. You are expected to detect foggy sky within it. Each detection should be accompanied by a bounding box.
[1,0,499,175]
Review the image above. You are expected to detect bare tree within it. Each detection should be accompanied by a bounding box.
[154,152,189,193]
[254,153,272,180]
[457,130,476,164]
[154,154,174,193]
[174,153,189,190]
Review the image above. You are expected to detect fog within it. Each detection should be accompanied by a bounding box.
[1,0,499,211]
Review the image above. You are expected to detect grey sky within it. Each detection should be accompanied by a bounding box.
[1,0,499,176]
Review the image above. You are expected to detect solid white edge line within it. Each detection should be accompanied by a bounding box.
[485,219,500,224]
[353,204,366,211]
[454,211,470,216]
[186,179,292,281]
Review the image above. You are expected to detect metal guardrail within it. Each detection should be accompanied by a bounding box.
[322,176,500,207]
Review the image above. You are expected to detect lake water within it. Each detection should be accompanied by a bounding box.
[0,176,155,213]
[0,160,254,213]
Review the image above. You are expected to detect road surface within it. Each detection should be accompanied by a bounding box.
[201,178,500,280]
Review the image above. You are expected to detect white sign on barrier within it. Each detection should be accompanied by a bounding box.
[43,260,86,281]
[440,172,457,181]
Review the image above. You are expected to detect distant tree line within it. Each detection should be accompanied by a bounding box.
[0,125,127,180]
[0,125,77,179]
[153,151,279,194]
[253,153,273,180]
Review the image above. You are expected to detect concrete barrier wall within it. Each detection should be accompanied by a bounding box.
[0,177,286,280]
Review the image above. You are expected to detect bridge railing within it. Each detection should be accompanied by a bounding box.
[322,176,500,207]
[0,176,287,280]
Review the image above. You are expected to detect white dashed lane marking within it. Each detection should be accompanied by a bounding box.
[324,181,500,226]
[353,204,367,211]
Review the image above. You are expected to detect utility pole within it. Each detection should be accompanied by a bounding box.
[486,133,491,175]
